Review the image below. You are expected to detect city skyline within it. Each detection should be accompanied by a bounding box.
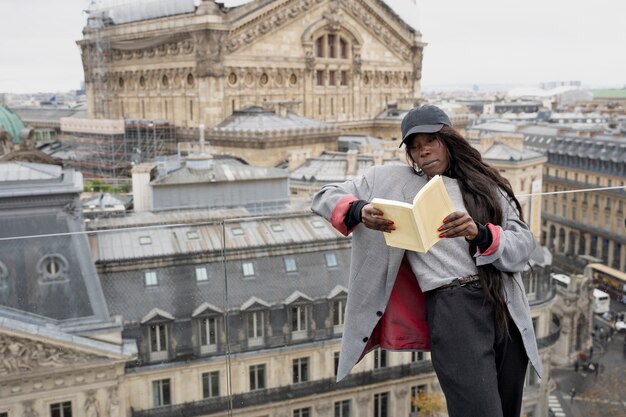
[0,0,625,94]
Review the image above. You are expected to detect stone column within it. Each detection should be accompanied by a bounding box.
[193,29,228,128]
[394,387,409,416]
[356,393,370,416]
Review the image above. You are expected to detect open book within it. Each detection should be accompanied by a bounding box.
[371,175,455,252]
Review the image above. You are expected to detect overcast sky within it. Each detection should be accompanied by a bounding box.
[0,0,624,94]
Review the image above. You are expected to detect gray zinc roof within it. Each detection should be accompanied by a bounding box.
[212,107,334,133]
[92,213,343,262]
[152,158,288,185]
[0,162,82,198]
[483,143,545,162]
[290,151,405,184]
[99,247,351,320]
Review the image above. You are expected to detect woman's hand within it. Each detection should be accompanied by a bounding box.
[438,211,478,240]
[361,204,395,233]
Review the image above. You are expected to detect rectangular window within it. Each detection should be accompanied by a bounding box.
[139,236,152,245]
[411,351,424,362]
[329,70,336,86]
[284,257,297,272]
[291,305,308,335]
[242,262,255,277]
[325,253,338,267]
[247,311,264,346]
[316,70,324,86]
[374,348,387,368]
[333,299,345,331]
[334,351,340,376]
[373,392,389,417]
[144,271,157,286]
[196,267,208,282]
[150,323,167,353]
[293,408,311,417]
[202,371,220,398]
[200,317,218,352]
[249,364,266,391]
[316,36,324,57]
[292,357,309,383]
[340,38,348,59]
[270,223,284,232]
[50,402,72,417]
[152,379,171,407]
[410,385,427,413]
[328,34,336,58]
[189,100,194,121]
[334,400,351,417]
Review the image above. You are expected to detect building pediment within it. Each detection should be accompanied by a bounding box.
[225,0,416,61]
[0,332,115,379]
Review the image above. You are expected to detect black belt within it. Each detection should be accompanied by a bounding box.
[437,274,480,290]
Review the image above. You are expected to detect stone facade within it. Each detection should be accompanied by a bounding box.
[79,0,424,129]
[540,140,626,272]
[550,273,594,366]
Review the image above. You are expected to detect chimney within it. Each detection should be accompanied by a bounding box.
[131,162,156,212]
[346,149,358,176]
[199,124,206,154]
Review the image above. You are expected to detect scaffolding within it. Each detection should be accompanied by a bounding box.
[61,118,176,181]
[84,1,113,119]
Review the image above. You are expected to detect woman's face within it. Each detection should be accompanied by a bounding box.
[407,133,450,177]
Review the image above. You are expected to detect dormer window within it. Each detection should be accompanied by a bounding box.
[199,317,218,354]
[149,323,168,362]
[332,298,346,333]
[247,310,265,347]
[291,305,309,341]
[142,308,174,362]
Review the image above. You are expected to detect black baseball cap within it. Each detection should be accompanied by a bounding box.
[400,105,451,147]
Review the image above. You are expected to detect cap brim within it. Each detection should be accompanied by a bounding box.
[399,124,445,147]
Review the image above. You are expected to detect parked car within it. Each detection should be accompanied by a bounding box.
[615,320,626,333]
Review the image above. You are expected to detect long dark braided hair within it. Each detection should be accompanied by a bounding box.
[405,126,525,332]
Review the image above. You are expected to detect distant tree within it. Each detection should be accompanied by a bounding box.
[411,391,447,417]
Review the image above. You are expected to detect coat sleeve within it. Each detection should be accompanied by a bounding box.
[475,190,536,273]
[311,168,375,236]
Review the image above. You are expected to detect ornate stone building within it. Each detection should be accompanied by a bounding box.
[536,134,626,272]
[79,0,425,130]
[0,163,136,417]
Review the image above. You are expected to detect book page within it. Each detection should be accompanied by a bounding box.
[371,198,425,252]
[412,175,456,252]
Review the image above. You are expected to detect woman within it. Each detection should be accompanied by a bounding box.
[311,105,541,417]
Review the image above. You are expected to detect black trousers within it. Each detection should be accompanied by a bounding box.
[425,281,529,417]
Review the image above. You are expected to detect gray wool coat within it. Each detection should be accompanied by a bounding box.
[311,165,542,382]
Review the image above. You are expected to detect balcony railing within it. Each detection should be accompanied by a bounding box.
[536,314,561,349]
[132,361,435,417]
